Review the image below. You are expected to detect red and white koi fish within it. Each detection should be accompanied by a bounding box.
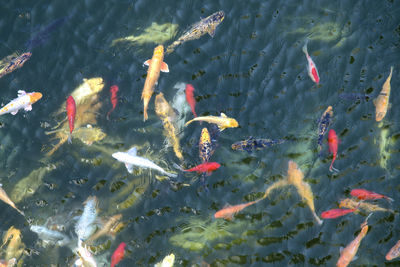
[182,162,220,175]
[386,240,400,260]
[328,129,339,172]
[66,96,76,144]
[185,84,197,117]
[111,242,126,267]
[107,85,119,119]
[302,40,320,84]
[214,200,259,220]
[0,90,42,115]
[321,208,356,219]
[350,188,393,202]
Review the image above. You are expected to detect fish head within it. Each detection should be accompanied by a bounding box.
[29,92,43,103]
[66,95,76,106]
[231,142,241,150]
[227,119,239,128]
[110,85,119,93]
[375,111,386,122]
[84,77,105,95]
[200,128,211,142]
[213,11,225,23]
[30,225,44,234]
[112,152,126,162]
[185,84,194,93]
[153,45,164,56]
[209,162,221,170]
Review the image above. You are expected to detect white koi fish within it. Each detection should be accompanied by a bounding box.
[302,40,320,84]
[112,147,177,177]
[75,196,98,241]
[0,90,42,115]
[30,225,70,246]
[74,239,98,267]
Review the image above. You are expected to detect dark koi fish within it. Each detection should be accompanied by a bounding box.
[350,189,393,202]
[231,137,285,152]
[25,17,69,49]
[317,106,333,151]
[0,52,31,79]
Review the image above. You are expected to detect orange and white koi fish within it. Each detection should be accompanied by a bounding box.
[141,45,169,121]
[302,40,320,84]
[374,66,393,121]
[386,239,400,260]
[0,90,42,115]
[214,200,259,220]
[0,184,24,216]
[336,214,372,267]
[185,113,238,131]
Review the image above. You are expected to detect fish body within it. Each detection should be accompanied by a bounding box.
[374,66,393,121]
[166,11,225,54]
[0,52,31,79]
[25,17,68,49]
[107,85,119,119]
[317,106,333,151]
[30,225,70,246]
[0,90,42,115]
[214,200,258,220]
[328,129,339,172]
[2,226,24,261]
[0,258,16,267]
[199,127,213,162]
[185,84,197,117]
[155,253,175,267]
[321,208,356,219]
[112,147,177,177]
[66,96,76,144]
[141,45,169,121]
[74,240,97,267]
[185,113,238,131]
[386,240,400,260]
[350,188,393,201]
[0,184,24,216]
[84,214,122,244]
[336,215,370,267]
[302,40,320,84]
[155,92,183,161]
[231,137,285,152]
[339,198,393,213]
[110,242,126,267]
[183,162,220,174]
[75,196,98,241]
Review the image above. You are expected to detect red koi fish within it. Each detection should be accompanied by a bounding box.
[66,96,76,144]
[350,189,393,202]
[386,240,400,260]
[107,85,119,119]
[214,200,258,220]
[321,208,356,219]
[182,162,220,175]
[302,40,320,84]
[111,242,126,267]
[328,129,339,172]
[185,84,197,117]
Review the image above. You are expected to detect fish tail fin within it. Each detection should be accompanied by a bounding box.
[329,164,339,173]
[143,110,148,121]
[106,110,112,120]
[313,212,323,225]
[68,134,72,144]
[385,196,394,202]
[17,209,25,217]
[302,40,309,55]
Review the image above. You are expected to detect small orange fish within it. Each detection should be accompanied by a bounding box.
[214,200,259,220]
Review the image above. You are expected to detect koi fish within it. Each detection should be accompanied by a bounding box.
[336,214,372,267]
[182,162,220,175]
[155,93,184,161]
[112,147,177,177]
[317,106,333,151]
[386,240,400,260]
[302,40,320,84]
[350,188,393,202]
[0,90,42,115]
[185,84,197,117]
[66,95,76,144]
[339,198,393,213]
[155,253,175,267]
[2,226,24,262]
[328,129,339,172]
[25,17,68,49]
[75,196,98,241]
[0,184,24,216]
[74,239,97,267]
[141,45,169,121]
[84,214,122,244]
[166,11,225,54]
[111,242,126,267]
[0,52,31,79]
[0,258,16,267]
[321,208,356,219]
[231,137,285,152]
[374,66,393,122]
[199,127,213,162]
[262,179,289,199]
[30,225,70,246]
[214,200,259,220]
[287,161,323,225]
[107,85,119,119]
[185,113,239,131]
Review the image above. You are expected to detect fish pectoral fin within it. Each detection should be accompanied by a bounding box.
[208,27,216,37]
[160,62,169,73]
[127,147,137,156]
[124,163,134,174]
[11,110,18,115]
[17,90,26,97]
[24,104,32,111]
[143,59,151,67]
[220,113,227,118]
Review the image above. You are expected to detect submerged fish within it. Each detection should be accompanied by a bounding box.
[199,127,213,162]
[0,90,42,116]
[328,129,339,172]
[66,95,76,144]
[302,40,320,84]
[141,45,169,121]
[317,106,333,151]
[110,242,126,267]
[2,226,24,262]
[181,162,220,175]
[75,196,98,241]
[321,208,356,219]
[0,184,24,216]
[155,253,175,267]
[374,66,394,122]
[84,214,122,244]
[350,188,393,202]
[74,240,97,267]
[0,258,16,267]
[107,85,119,119]
[185,113,238,131]
[112,147,177,177]
[185,84,197,118]
[339,198,393,213]
[25,17,68,49]
[0,52,31,79]
[30,225,70,246]
[155,92,184,161]
[231,137,285,152]
[214,200,259,220]
[386,239,400,261]
[166,11,225,54]
[171,82,191,135]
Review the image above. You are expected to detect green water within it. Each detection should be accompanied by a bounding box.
[0,0,400,266]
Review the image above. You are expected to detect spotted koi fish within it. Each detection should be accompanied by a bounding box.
[317,106,333,151]
[231,137,285,152]
[166,11,225,54]
[199,127,213,162]
[0,52,31,79]
[0,90,42,115]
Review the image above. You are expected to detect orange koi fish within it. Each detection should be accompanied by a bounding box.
[374,66,393,122]
[66,96,76,144]
[214,200,259,220]
[141,45,169,121]
[350,188,393,202]
[107,85,119,119]
[328,129,339,172]
[336,214,372,267]
[386,239,400,260]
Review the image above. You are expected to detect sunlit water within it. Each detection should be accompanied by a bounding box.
[0,0,400,266]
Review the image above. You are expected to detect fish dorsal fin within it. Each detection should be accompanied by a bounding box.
[160,62,169,73]
[125,163,134,174]
[220,113,227,118]
[17,90,26,97]
[127,147,137,156]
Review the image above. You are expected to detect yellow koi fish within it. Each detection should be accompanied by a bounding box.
[374,66,393,121]
[141,45,169,121]
[1,226,24,261]
[185,113,238,131]
[339,198,393,213]
[155,93,183,161]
